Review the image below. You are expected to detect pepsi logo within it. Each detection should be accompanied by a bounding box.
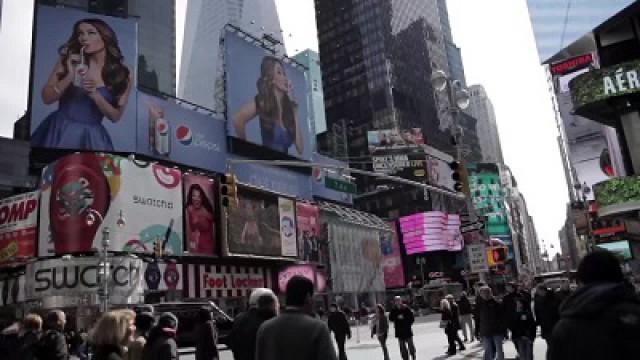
[176,125,193,146]
[312,167,323,182]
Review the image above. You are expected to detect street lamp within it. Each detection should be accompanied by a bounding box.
[574,182,594,253]
[86,209,126,313]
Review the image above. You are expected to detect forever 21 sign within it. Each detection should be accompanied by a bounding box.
[26,256,143,299]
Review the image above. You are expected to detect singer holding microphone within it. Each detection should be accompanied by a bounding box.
[32,18,133,151]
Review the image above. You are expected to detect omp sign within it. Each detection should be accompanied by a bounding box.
[603,68,640,95]
[0,199,37,226]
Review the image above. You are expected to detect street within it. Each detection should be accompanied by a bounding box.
[181,315,548,360]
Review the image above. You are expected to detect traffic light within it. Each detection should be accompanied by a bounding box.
[220,173,239,208]
[487,246,508,266]
[153,239,163,258]
[449,161,470,196]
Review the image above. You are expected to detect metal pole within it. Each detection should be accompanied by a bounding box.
[101,227,110,313]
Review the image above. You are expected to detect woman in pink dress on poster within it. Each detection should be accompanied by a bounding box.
[185,183,215,255]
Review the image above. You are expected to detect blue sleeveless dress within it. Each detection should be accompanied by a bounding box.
[263,123,293,153]
[32,86,115,151]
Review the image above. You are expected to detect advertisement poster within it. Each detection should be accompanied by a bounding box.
[278,264,326,293]
[424,145,456,191]
[296,202,321,261]
[225,30,312,160]
[184,263,273,299]
[39,153,184,256]
[372,153,427,182]
[25,256,143,302]
[468,163,511,236]
[137,92,227,173]
[226,187,296,257]
[328,221,385,293]
[380,222,405,288]
[367,128,425,153]
[278,198,297,257]
[183,174,217,256]
[143,262,183,292]
[0,192,38,264]
[30,5,138,152]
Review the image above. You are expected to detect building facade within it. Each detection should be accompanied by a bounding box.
[467,85,504,164]
[526,0,635,62]
[293,50,327,139]
[178,0,282,110]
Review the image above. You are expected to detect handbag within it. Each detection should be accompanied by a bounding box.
[439,320,449,329]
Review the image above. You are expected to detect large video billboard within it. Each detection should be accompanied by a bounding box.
[137,92,227,173]
[380,222,405,288]
[225,187,297,258]
[296,202,321,261]
[0,192,38,265]
[183,174,217,256]
[367,128,425,154]
[30,5,138,152]
[39,153,184,256]
[225,30,312,160]
[468,163,510,236]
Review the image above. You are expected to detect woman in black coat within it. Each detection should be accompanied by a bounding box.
[441,297,465,356]
[195,307,218,360]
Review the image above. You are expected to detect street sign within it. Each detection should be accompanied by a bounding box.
[467,243,489,273]
[460,221,485,234]
[325,177,357,194]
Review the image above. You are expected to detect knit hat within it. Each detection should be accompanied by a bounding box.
[157,312,178,330]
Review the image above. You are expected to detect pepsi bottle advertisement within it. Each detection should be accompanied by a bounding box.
[137,91,228,173]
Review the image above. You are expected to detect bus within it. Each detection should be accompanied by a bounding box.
[534,271,577,291]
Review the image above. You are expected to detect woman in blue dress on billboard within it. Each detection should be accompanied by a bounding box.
[233,56,304,155]
[32,18,133,151]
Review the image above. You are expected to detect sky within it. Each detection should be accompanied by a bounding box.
[0,0,565,255]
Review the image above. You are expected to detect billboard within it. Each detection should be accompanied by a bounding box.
[596,240,633,261]
[230,156,312,200]
[39,153,184,256]
[184,264,274,299]
[468,164,510,236]
[367,128,425,153]
[183,174,217,256]
[0,192,38,265]
[225,30,312,160]
[399,212,463,254]
[424,145,456,191]
[296,202,321,261]
[278,264,327,293]
[143,262,183,292]
[327,221,385,293]
[137,92,227,173]
[380,222,405,288]
[225,187,297,258]
[30,5,138,152]
[372,153,427,182]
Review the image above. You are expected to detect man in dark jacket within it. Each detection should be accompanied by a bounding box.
[143,313,179,360]
[533,284,559,344]
[457,292,474,342]
[476,287,506,360]
[548,251,640,360]
[256,276,337,360]
[35,310,68,360]
[229,288,278,360]
[327,303,351,360]
[13,314,42,360]
[388,296,415,360]
[195,307,218,360]
[509,294,536,360]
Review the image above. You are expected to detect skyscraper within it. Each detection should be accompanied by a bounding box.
[467,85,504,164]
[178,0,282,111]
[293,49,327,138]
[527,0,635,62]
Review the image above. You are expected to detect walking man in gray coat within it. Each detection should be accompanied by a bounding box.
[256,276,337,360]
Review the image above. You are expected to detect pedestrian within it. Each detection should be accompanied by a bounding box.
[195,307,218,360]
[371,304,389,360]
[389,296,416,360]
[142,313,179,360]
[476,286,506,360]
[12,313,43,360]
[1,321,21,359]
[555,281,572,306]
[255,276,337,360]
[89,310,136,360]
[229,288,279,360]
[35,309,69,360]
[533,284,559,345]
[440,296,465,356]
[328,303,351,360]
[457,291,474,342]
[548,251,640,360]
[509,294,536,360]
[127,312,155,360]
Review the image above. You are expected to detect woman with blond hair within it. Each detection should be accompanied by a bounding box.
[90,310,136,360]
[441,296,465,356]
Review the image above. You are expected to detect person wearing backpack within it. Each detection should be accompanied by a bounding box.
[35,310,68,360]
[548,251,640,360]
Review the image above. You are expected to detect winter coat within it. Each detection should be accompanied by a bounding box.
[142,328,178,360]
[327,311,351,340]
[534,292,560,339]
[388,306,415,339]
[195,320,218,360]
[35,329,68,360]
[13,330,40,360]
[93,344,124,360]
[127,335,146,360]
[255,308,337,360]
[372,313,389,338]
[476,298,507,337]
[229,308,276,360]
[509,295,536,340]
[547,283,640,360]
[457,296,472,315]
[441,306,460,333]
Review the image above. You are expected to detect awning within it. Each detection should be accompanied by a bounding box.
[318,201,390,231]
